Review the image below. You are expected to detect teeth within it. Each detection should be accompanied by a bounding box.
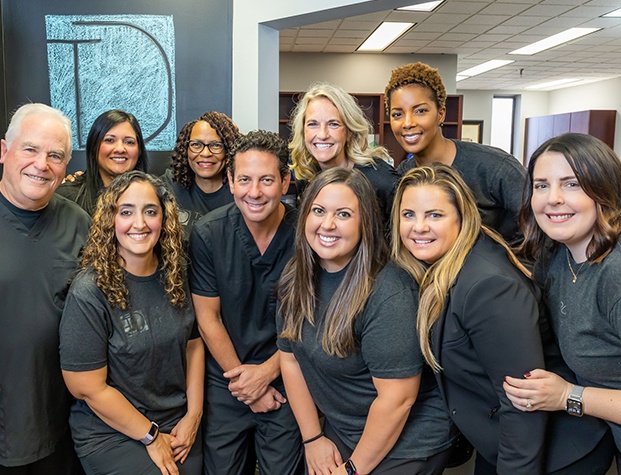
[315,144,332,149]
[26,174,47,182]
[111,157,127,163]
[415,239,432,244]
[247,202,263,209]
[319,235,338,243]
[128,233,148,240]
[549,214,572,221]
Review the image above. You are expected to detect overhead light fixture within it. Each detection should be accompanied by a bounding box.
[509,28,600,55]
[603,8,621,17]
[458,60,514,78]
[357,22,414,51]
[397,1,443,12]
[526,78,581,90]
[456,75,469,82]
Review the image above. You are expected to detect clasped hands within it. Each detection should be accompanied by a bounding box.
[223,363,285,413]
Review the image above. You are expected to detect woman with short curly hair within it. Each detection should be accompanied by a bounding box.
[385,62,526,245]
[162,111,241,237]
[60,171,204,475]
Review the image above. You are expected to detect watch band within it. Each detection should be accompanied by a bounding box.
[565,385,585,417]
[139,421,159,446]
[344,458,359,475]
[570,384,585,399]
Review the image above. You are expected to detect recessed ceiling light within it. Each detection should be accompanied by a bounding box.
[509,28,600,55]
[357,22,414,52]
[397,1,443,12]
[603,8,621,17]
[458,60,514,78]
[525,78,581,90]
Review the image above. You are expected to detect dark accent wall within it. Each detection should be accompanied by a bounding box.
[0,0,233,176]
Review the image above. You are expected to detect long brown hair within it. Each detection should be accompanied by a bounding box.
[80,171,186,309]
[519,133,621,263]
[278,167,387,357]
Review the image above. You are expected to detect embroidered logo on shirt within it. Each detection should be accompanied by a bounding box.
[560,301,567,315]
[120,311,149,336]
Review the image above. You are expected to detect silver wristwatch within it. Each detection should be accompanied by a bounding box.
[565,385,584,417]
[140,421,160,445]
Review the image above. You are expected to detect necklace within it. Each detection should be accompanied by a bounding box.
[565,247,587,283]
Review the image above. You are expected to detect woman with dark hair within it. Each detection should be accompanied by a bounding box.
[277,167,455,475]
[59,171,203,475]
[504,133,621,458]
[162,111,241,236]
[392,163,546,474]
[57,110,149,216]
[385,63,525,244]
[289,82,400,228]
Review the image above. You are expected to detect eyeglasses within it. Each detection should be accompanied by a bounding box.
[188,140,224,155]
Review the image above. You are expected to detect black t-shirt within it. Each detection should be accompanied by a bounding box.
[0,194,90,466]
[60,268,198,457]
[189,202,297,386]
[161,168,234,239]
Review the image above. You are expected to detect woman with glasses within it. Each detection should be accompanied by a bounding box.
[162,111,241,237]
[57,109,149,216]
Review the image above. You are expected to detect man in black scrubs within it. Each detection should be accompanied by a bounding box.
[189,130,304,475]
[0,104,90,473]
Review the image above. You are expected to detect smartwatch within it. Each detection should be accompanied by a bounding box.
[565,385,585,417]
[344,459,359,475]
[140,421,160,445]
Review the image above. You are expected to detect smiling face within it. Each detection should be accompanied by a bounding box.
[305,183,361,273]
[115,180,162,273]
[389,84,445,158]
[97,121,140,186]
[187,120,227,187]
[228,149,290,228]
[0,114,69,210]
[399,184,461,264]
[531,151,597,262]
[303,96,349,170]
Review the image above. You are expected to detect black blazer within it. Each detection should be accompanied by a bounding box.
[431,233,546,474]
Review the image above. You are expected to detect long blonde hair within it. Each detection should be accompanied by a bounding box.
[289,82,392,182]
[278,168,387,357]
[391,164,528,370]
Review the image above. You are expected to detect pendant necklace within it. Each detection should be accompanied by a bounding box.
[565,247,587,283]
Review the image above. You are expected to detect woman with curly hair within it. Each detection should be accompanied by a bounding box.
[504,133,621,467]
[289,82,400,228]
[162,111,241,237]
[59,171,204,475]
[57,109,149,216]
[385,63,525,244]
[277,167,455,475]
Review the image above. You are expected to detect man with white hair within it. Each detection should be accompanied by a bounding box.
[0,103,90,473]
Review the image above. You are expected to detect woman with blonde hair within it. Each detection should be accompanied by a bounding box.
[60,171,203,475]
[392,163,546,474]
[289,82,400,226]
[278,167,455,475]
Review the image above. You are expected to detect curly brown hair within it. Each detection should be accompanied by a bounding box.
[384,62,447,115]
[80,171,187,309]
[169,111,242,190]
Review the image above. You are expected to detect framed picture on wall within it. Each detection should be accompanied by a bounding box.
[462,120,483,144]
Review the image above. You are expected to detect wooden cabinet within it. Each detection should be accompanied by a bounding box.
[524,110,616,165]
[279,92,463,168]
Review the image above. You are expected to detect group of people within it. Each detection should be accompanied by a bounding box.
[1,61,621,475]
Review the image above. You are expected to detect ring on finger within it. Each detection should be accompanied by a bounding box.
[526,399,533,409]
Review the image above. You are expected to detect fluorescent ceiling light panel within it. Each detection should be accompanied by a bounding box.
[357,22,414,51]
[603,8,621,17]
[458,60,514,78]
[509,28,600,55]
[456,75,469,82]
[397,1,443,12]
[526,78,581,90]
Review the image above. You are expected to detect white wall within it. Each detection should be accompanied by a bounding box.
[280,53,458,93]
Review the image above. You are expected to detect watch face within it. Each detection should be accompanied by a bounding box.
[566,398,583,417]
[344,460,356,475]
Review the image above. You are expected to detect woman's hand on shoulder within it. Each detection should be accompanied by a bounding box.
[170,412,201,463]
[146,432,179,475]
[503,368,572,412]
[304,436,342,475]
